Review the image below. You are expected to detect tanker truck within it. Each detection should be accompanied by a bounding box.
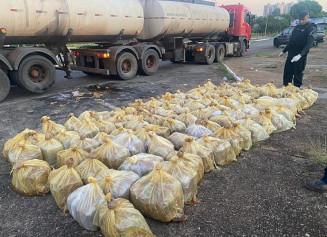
[0,0,253,102]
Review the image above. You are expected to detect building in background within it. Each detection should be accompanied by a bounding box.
[263,2,294,16]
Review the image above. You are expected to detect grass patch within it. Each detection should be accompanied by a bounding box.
[216,62,236,82]
[264,63,279,69]
[255,50,280,58]
[307,136,327,165]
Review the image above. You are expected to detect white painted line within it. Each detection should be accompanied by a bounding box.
[223,63,243,82]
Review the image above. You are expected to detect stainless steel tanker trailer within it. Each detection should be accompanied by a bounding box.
[0,0,253,102]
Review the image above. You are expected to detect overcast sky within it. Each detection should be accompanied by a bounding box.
[215,0,327,16]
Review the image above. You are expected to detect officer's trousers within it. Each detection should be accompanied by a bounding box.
[283,53,307,88]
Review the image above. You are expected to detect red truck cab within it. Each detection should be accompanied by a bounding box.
[220,4,253,53]
[221,4,252,41]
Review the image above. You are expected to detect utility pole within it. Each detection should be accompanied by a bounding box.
[265,16,268,36]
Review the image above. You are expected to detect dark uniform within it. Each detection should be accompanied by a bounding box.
[282,22,317,87]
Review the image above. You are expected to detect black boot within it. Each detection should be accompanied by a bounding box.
[305,166,327,193]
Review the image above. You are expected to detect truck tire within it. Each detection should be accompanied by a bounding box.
[215,44,225,63]
[0,70,10,102]
[205,45,215,65]
[236,40,246,57]
[139,49,160,76]
[116,52,138,80]
[14,55,55,93]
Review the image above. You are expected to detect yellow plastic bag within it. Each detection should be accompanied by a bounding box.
[191,108,212,120]
[76,119,99,138]
[301,86,318,107]
[232,123,252,151]
[11,159,51,196]
[110,127,133,136]
[70,134,100,153]
[94,137,130,169]
[185,121,213,138]
[264,108,295,133]
[238,101,259,115]
[273,105,296,125]
[228,107,246,120]
[200,120,221,133]
[182,136,215,172]
[212,122,243,156]
[95,169,139,199]
[112,131,145,156]
[197,135,236,165]
[162,118,186,134]
[134,128,152,151]
[94,117,116,134]
[219,96,239,109]
[64,113,82,131]
[118,153,163,177]
[124,117,149,130]
[184,100,205,111]
[48,158,83,210]
[168,132,194,150]
[146,124,171,138]
[67,177,105,231]
[237,116,269,143]
[3,129,32,161]
[57,146,88,168]
[166,151,204,184]
[41,116,66,137]
[93,193,154,237]
[24,130,45,145]
[163,156,198,204]
[209,111,236,127]
[37,134,64,166]
[78,110,99,122]
[250,111,277,135]
[93,128,111,145]
[142,113,165,126]
[8,140,43,166]
[55,129,79,149]
[176,111,198,127]
[76,152,109,183]
[148,132,175,159]
[130,163,186,222]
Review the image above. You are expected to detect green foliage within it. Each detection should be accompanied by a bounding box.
[290,0,324,18]
[307,136,327,166]
[272,8,281,17]
[253,15,291,34]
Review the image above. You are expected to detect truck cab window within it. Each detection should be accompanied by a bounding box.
[243,12,250,24]
[229,13,235,27]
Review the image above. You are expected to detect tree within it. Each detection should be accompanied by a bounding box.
[272,8,281,17]
[253,15,290,34]
[290,0,323,18]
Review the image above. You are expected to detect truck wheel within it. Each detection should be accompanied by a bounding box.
[205,45,215,65]
[0,70,10,102]
[14,55,55,93]
[139,49,159,76]
[273,39,280,48]
[236,40,246,57]
[215,45,225,63]
[116,52,138,80]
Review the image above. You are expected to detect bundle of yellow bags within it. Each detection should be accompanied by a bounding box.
[2,79,318,236]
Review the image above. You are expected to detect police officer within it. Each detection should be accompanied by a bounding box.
[278,10,317,88]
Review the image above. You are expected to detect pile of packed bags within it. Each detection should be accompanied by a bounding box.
[3,80,318,236]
